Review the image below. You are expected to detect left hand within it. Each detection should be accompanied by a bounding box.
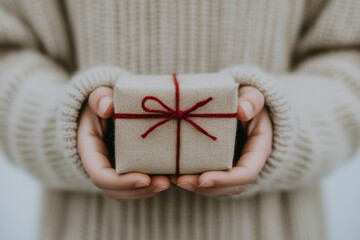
[172,86,272,197]
[78,87,171,201]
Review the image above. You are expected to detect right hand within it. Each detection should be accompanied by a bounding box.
[77,87,171,201]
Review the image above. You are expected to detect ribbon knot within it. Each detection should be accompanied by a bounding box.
[176,111,184,119]
[113,73,238,175]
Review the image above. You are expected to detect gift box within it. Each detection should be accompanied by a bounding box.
[114,73,239,175]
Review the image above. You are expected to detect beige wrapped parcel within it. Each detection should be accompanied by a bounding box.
[114,73,239,175]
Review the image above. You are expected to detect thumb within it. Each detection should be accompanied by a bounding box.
[88,87,114,119]
[237,86,265,121]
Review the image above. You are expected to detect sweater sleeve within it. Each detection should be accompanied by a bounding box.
[0,2,127,191]
[223,0,360,196]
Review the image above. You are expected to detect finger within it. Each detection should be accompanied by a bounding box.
[78,109,151,190]
[88,86,114,119]
[175,175,248,196]
[102,175,171,200]
[237,86,265,121]
[199,109,272,187]
[175,174,199,186]
[150,175,172,192]
[175,174,242,194]
[197,153,263,187]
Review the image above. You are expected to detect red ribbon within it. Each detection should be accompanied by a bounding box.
[114,73,238,175]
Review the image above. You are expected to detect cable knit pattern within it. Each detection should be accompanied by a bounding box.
[0,0,360,239]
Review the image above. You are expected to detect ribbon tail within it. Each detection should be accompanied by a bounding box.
[183,117,217,141]
[141,116,174,138]
[183,97,213,114]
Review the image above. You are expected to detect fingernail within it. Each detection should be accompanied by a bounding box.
[240,101,253,118]
[177,183,194,191]
[99,96,112,114]
[135,181,149,188]
[153,186,168,193]
[199,181,214,188]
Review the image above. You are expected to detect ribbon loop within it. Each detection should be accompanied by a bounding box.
[141,96,174,114]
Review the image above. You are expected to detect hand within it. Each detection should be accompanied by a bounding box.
[172,86,272,197]
[77,87,171,201]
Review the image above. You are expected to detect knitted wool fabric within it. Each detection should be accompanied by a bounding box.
[0,0,360,239]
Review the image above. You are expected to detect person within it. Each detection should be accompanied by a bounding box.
[0,0,359,239]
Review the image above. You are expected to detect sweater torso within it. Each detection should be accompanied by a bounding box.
[66,0,303,74]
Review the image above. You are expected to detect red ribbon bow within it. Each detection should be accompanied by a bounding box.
[114,73,237,175]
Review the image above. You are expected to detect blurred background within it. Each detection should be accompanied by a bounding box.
[1,151,360,240]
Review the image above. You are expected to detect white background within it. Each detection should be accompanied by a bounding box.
[1,152,360,240]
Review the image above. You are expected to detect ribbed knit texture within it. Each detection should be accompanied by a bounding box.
[0,0,360,239]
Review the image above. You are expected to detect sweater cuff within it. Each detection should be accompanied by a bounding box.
[0,50,53,159]
[58,66,130,181]
[221,66,296,196]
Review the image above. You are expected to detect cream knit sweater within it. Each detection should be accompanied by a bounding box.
[1,0,360,239]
